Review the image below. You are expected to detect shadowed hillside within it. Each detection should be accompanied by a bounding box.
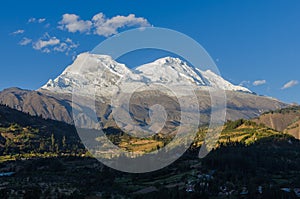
[0,87,287,131]
[0,104,300,198]
[0,104,85,160]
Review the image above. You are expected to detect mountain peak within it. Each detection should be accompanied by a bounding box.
[136,56,207,86]
[63,52,128,75]
[41,52,130,95]
[153,56,184,65]
[40,53,252,95]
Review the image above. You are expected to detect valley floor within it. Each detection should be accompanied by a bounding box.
[1,137,300,199]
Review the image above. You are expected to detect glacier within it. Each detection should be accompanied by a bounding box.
[41,52,251,96]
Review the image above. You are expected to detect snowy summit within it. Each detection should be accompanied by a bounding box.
[41,53,251,96]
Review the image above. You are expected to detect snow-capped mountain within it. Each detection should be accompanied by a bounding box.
[1,52,286,129]
[135,57,207,86]
[41,53,251,95]
[41,53,132,97]
[135,57,250,92]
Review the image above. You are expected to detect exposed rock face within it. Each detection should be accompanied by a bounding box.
[0,87,286,131]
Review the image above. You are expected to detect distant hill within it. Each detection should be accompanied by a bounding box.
[252,106,300,139]
[193,118,294,149]
[0,87,74,124]
[0,104,85,159]
[0,87,287,131]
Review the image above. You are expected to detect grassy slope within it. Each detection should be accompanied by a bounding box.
[0,103,296,162]
[0,105,300,198]
[252,105,300,138]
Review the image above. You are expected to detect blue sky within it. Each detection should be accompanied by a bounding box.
[0,0,299,103]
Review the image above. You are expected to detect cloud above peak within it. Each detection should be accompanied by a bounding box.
[19,37,32,46]
[27,33,79,54]
[11,29,25,35]
[58,12,151,37]
[13,12,150,56]
[58,14,92,33]
[253,80,266,86]
[92,13,151,36]
[28,17,46,23]
[33,35,60,51]
[281,80,299,90]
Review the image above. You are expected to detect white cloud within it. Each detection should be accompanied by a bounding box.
[19,37,32,46]
[58,12,151,37]
[92,13,151,37]
[58,14,92,33]
[239,80,250,87]
[28,18,36,23]
[30,34,79,54]
[28,17,46,23]
[65,38,73,43]
[281,80,299,90]
[44,23,51,28]
[253,80,266,86]
[42,48,51,53]
[53,43,68,52]
[33,36,60,50]
[38,18,46,23]
[54,38,79,54]
[11,29,25,35]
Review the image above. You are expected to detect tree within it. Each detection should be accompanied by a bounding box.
[62,136,67,150]
[51,133,55,152]
[39,139,45,151]
[55,143,59,153]
[156,144,161,150]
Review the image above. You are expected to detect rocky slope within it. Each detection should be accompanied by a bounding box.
[252,106,300,139]
[0,87,286,130]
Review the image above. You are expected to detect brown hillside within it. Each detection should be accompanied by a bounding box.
[252,106,300,139]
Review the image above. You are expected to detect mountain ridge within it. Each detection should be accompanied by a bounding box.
[0,87,287,130]
[40,53,251,96]
[0,53,288,131]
